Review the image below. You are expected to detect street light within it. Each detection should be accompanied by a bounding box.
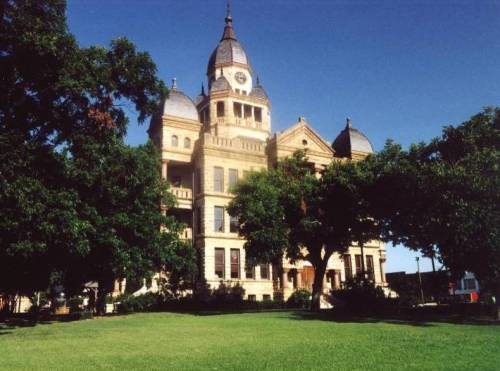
[416,257,425,305]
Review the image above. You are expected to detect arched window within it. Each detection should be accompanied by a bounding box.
[184,137,191,148]
[217,101,225,117]
[171,135,178,147]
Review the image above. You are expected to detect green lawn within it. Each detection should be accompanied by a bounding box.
[0,311,499,370]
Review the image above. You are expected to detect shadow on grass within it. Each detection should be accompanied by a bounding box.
[287,309,500,327]
[0,313,96,336]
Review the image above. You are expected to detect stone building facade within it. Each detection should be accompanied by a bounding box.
[148,10,387,301]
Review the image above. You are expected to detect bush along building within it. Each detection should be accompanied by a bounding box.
[147,8,388,302]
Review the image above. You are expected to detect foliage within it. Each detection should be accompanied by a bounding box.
[372,107,500,317]
[386,271,450,306]
[0,0,196,314]
[228,151,381,310]
[116,293,160,314]
[330,279,386,313]
[286,289,311,309]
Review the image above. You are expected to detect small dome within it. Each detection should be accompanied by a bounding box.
[162,81,199,121]
[207,12,251,76]
[249,78,268,100]
[332,119,374,157]
[211,75,232,92]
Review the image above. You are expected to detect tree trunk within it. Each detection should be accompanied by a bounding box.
[360,242,366,282]
[494,283,500,321]
[96,279,112,315]
[310,261,327,312]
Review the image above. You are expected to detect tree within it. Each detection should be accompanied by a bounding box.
[0,0,195,314]
[228,151,381,311]
[373,108,500,317]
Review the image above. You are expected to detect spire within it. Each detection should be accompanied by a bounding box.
[256,76,260,85]
[221,0,236,40]
[201,82,205,96]
[346,117,352,128]
[172,78,177,90]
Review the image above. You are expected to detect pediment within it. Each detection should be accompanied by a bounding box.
[275,120,334,156]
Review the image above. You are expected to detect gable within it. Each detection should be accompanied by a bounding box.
[275,120,334,157]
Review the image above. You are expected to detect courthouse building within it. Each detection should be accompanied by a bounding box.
[148,9,387,301]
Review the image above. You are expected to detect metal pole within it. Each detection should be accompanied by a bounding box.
[416,257,425,305]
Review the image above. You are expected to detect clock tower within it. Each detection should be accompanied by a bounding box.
[196,6,271,141]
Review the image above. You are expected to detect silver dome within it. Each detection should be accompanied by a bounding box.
[163,89,199,121]
[332,119,374,157]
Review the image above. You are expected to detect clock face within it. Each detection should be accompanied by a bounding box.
[235,72,247,84]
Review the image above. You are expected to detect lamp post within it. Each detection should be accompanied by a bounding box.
[416,257,425,305]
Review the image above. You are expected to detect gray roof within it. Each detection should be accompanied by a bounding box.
[207,14,250,75]
[332,120,374,157]
[249,80,268,100]
[211,75,232,92]
[163,89,199,121]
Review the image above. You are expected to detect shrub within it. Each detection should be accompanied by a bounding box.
[286,289,311,309]
[330,279,386,313]
[68,297,84,313]
[116,292,160,314]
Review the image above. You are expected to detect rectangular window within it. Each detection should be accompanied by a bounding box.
[233,102,242,118]
[214,206,224,232]
[355,255,363,277]
[248,294,256,301]
[263,294,271,301]
[366,255,374,281]
[254,107,262,122]
[214,166,224,192]
[230,215,239,233]
[215,248,225,279]
[235,89,241,94]
[228,169,238,190]
[343,255,353,280]
[260,264,270,280]
[217,101,225,117]
[244,104,252,119]
[464,278,476,290]
[245,263,255,279]
[230,249,240,279]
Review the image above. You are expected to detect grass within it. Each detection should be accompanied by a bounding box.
[0,311,499,370]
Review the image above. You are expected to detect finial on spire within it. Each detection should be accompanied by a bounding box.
[346,117,352,128]
[226,0,231,20]
[172,78,177,90]
[256,76,260,85]
[220,67,224,76]
[221,0,236,40]
[201,82,205,96]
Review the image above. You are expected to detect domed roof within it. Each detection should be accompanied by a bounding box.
[332,119,374,157]
[207,11,251,76]
[193,83,207,106]
[162,79,199,121]
[249,77,268,100]
[211,75,232,92]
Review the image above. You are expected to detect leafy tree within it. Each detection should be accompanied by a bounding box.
[373,108,500,317]
[228,151,381,311]
[0,0,195,314]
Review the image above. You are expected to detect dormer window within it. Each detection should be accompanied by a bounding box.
[171,135,178,147]
[184,137,191,148]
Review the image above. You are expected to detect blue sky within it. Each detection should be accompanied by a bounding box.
[66,0,500,274]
